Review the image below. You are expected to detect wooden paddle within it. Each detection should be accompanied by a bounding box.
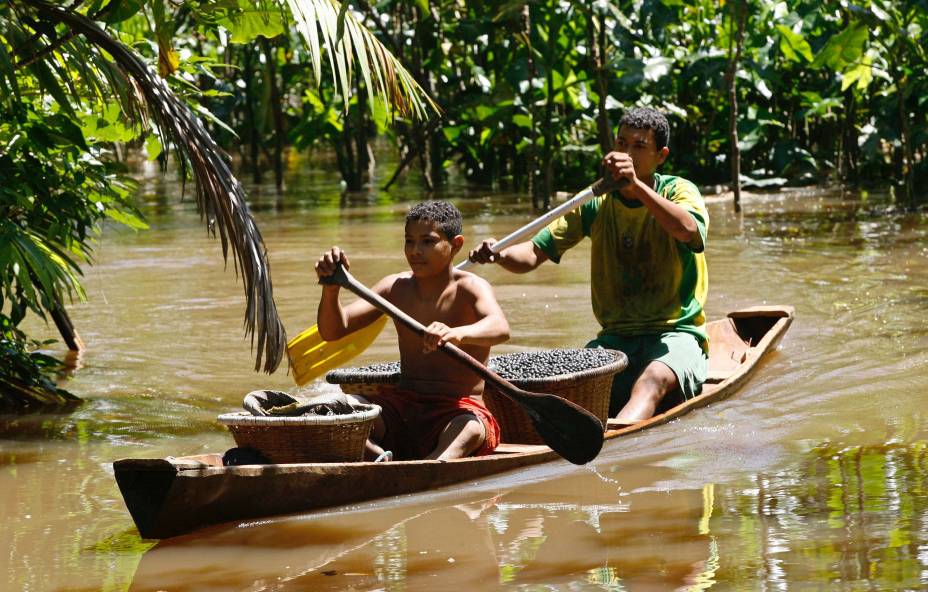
[288,175,626,386]
[318,263,605,465]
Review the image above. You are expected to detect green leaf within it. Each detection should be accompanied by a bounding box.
[99,0,146,24]
[219,7,285,44]
[812,23,868,70]
[104,208,149,230]
[145,134,162,161]
[512,114,532,129]
[841,55,873,91]
[442,125,463,142]
[776,25,813,62]
[336,1,350,45]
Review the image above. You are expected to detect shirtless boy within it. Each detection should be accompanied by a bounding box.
[315,201,510,461]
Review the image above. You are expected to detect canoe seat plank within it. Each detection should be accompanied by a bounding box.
[494,443,550,454]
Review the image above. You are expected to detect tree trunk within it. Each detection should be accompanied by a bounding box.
[50,297,83,352]
[262,38,286,193]
[589,8,612,154]
[840,88,858,182]
[242,45,261,184]
[725,0,747,213]
[523,4,538,202]
[896,75,915,207]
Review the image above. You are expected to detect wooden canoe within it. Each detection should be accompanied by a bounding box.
[114,305,793,539]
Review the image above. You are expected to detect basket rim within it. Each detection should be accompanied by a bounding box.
[491,349,628,386]
[218,403,381,426]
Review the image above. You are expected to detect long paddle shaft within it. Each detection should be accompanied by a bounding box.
[454,175,626,271]
[287,174,627,386]
[319,264,605,465]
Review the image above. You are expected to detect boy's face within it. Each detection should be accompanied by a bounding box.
[614,126,669,180]
[404,219,464,278]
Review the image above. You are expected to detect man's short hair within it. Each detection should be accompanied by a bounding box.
[618,107,670,150]
[406,201,463,240]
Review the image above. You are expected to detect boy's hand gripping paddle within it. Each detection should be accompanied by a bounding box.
[288,175,627,386]
[318,263,605,465]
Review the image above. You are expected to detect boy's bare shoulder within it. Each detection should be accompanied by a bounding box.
[376,271,413,291]
[452,269,495,294]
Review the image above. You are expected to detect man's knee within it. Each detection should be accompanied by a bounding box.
[632,362,678,403]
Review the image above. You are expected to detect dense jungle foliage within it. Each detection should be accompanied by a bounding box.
[1,0,926,407]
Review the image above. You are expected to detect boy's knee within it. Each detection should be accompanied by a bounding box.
[450,414,485,445]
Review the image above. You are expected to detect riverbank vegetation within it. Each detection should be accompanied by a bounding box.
[1,0,926,408]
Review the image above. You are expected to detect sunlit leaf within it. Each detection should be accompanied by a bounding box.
[145,134,162,161]
[219,6,285,43]
[841,55,873,91]
[157,38,180,77]
[285,0,438,119]
[812,23,868,70]
[776,25,813,63]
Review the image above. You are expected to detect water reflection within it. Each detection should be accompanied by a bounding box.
[120,441,928,591]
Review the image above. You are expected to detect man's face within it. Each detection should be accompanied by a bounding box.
[404,219,462,277]
[614,126,669,180]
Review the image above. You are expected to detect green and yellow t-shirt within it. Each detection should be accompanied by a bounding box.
[532,173,709,348]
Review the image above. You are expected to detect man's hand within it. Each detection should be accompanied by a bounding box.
[315,246,350,284]
[423,321,465,352]
[603,151,637,187]
[468,238,499,265]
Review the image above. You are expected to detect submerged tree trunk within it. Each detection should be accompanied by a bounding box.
[50,299,83,352]
[896,75,915,207]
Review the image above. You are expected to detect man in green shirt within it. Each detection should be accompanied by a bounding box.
[469,108,709,423]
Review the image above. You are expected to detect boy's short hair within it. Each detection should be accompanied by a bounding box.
[618,107,670,150]
[406,201,463,240]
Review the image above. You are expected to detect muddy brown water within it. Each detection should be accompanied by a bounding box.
[2,162,927,591]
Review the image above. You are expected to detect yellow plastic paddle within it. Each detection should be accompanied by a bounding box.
[287,176,625,385]
[288,315,389,386]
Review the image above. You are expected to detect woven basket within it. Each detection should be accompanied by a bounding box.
[327,362,401,397]
[482,349,627,444]
[217,404,380,463]
[326,349,628,445]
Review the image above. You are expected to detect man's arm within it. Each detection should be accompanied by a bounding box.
[422,276,510,352]
[467,239,550,274]
[604,152,698,243]
[315,246,388,341]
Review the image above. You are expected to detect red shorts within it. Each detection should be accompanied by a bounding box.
[363,386,500,460]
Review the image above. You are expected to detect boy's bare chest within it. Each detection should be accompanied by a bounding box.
[389,284,476,327]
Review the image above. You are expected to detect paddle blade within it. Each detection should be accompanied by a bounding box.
[287,316,389,385]
[518,393,604,465]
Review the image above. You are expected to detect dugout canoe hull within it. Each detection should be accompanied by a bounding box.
[114,305,793,539]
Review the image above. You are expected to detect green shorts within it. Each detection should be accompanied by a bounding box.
[586,332,708,416]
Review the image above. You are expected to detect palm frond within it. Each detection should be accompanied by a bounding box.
[283,0,440,118]
[19,0,286,373]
